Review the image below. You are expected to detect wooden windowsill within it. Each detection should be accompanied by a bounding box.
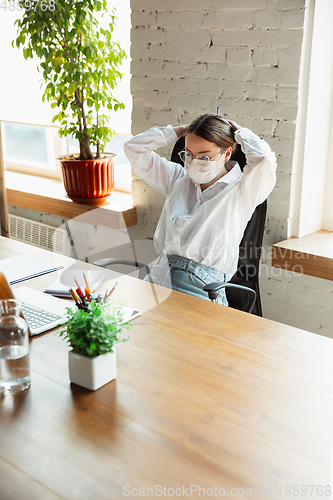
[5,171,136,229]
[272,230,333,281]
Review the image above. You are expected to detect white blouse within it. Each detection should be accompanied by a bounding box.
[124,125,277,281]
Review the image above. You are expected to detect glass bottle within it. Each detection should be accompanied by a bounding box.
[0,299,30,394]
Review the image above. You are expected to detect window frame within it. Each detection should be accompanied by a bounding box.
[1,120,65,180]
[291,0,333,237]
[322,103,333,231]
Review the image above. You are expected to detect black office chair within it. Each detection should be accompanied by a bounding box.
[171,136,267,316]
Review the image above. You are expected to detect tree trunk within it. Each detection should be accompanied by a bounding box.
[75,88,93,160]
[79,137,93,160]
[79,141,86,160]
[83,132,93,160]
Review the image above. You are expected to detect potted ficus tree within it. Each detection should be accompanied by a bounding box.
[60,300,129,391]
[13,0,126,203]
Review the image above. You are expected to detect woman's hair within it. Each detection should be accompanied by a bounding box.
[186,114,236,153]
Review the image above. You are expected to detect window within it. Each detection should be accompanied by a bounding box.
[0,0,132,192]
[1,121,64,179]
[291,0,333,236]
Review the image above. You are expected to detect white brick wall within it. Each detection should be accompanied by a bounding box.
[128,0,333,336]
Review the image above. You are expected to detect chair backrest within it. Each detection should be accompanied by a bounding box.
[170,137,267,316]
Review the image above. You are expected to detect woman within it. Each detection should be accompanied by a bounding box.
[124,114,276,305]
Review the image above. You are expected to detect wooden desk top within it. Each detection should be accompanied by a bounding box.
[1,238,333,500]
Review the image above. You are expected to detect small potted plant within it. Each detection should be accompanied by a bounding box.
[60,300,129,391]
[13,0,126,203]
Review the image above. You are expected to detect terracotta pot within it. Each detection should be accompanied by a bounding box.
[58,154,116,202]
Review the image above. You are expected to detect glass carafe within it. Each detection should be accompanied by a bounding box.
[0,299,30,394]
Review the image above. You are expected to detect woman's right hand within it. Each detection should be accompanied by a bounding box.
[228,120,241,133]
[173,124,189,138]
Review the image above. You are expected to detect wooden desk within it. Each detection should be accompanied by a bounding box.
[1,238,333,500]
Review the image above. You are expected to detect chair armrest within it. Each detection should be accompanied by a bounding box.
[93,258,151,280]
[203,282,257,314]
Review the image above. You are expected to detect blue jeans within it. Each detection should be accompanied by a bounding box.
[144,254,228,306]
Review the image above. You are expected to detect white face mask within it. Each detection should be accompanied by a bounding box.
[185,157,221,184]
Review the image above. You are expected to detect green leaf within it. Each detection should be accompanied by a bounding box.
[59,301,129,358]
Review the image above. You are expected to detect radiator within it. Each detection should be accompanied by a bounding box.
[8,214,67,254]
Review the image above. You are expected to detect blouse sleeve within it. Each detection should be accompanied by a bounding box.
[235,128,277,210]
[123,125,185,198]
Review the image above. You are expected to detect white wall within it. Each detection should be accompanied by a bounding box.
[127,0,333,337]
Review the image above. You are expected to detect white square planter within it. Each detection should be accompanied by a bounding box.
[68,349,116,391]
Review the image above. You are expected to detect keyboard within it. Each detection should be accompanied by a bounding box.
[21,303,65,336]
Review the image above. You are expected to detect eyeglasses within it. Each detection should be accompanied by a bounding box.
[178,149,226,166]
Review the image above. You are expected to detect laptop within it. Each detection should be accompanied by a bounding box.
[14,286,141,337]
[14,286,73,336]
